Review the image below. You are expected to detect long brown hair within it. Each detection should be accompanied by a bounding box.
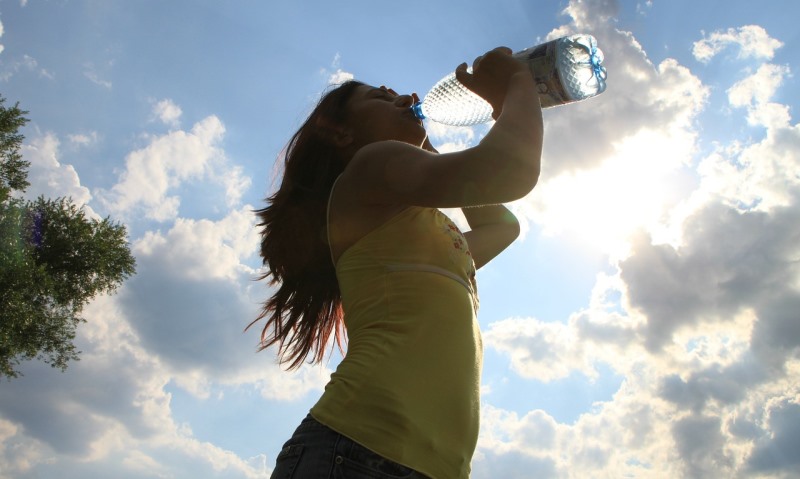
[249,80,364,369]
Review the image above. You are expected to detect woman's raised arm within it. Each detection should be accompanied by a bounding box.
[342,48,544,209]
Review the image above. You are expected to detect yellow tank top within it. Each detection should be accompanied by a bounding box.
[311,196,482,479]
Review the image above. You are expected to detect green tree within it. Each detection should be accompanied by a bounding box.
[0,97,30,203]
[0,95,136,378]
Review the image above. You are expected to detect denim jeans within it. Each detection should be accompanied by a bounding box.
[270,414,430,479]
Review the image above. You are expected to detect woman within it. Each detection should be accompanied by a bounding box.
[255,47,543,478]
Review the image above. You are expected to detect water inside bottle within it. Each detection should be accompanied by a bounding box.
[413,68,494,126]
[411,34,607,126]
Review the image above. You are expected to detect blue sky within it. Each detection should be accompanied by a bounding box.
[1,0,799,477]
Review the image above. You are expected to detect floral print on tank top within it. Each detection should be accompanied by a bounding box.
[436,210,479,312]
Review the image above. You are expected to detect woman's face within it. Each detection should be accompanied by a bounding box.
[343,84,427,150]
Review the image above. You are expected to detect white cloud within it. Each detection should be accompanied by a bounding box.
[484,317,586,381]
[477,340,800,477]
[120,204,327,400]
[255,364,332,402]
[152,98,183,129]
[689,61,798,215]
[121,450,171,478]
[426,121,477,153]
[560,0,620,30]
[327,68,353,85]
[67,131,99,147]
[746,397,800,473]
[636,1,653,15]
[216,163,252,208]
[621,200,800,352]
[726,62,793,130]
[19,55,37,75]
[727,63,790,108]
[479,405,560,455]
[695,123,799,213]
[0,418,46,478]
[0,54,54,82]
[98,115,230,221]
[323,53,354,85]
[132,206,258,282]
[476,387,682,479]
[603,95,799,479]
[122,208,263,374]
[693,25,784,63]
[20,132,93,207]
[84,69,112,89]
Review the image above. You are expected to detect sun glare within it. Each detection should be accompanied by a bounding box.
[530,129,694,258]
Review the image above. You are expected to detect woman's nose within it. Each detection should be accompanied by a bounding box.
[394,94,416,108]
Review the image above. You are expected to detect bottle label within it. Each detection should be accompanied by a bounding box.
[514,40,569,108]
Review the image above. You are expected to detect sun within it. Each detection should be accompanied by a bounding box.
[524,128,697,259]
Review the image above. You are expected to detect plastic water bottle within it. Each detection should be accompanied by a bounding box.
[411,34,607,126]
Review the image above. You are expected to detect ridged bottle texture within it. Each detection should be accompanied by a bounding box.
[412,34,608,126]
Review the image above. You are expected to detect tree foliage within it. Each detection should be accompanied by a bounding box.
[0,95,136,378]
[0,97,30,203]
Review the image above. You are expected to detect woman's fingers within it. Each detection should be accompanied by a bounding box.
[454,46,527,111]
[454,61,472,88]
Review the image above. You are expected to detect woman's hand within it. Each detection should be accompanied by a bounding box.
[455,47,529,119]
[462,204,520,269]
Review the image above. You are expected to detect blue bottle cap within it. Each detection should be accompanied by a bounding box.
[411,101,426,120]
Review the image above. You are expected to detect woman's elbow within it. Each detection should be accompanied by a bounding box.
[504,162,539,200]
[524,162,540,190]
[507,215,521,241]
